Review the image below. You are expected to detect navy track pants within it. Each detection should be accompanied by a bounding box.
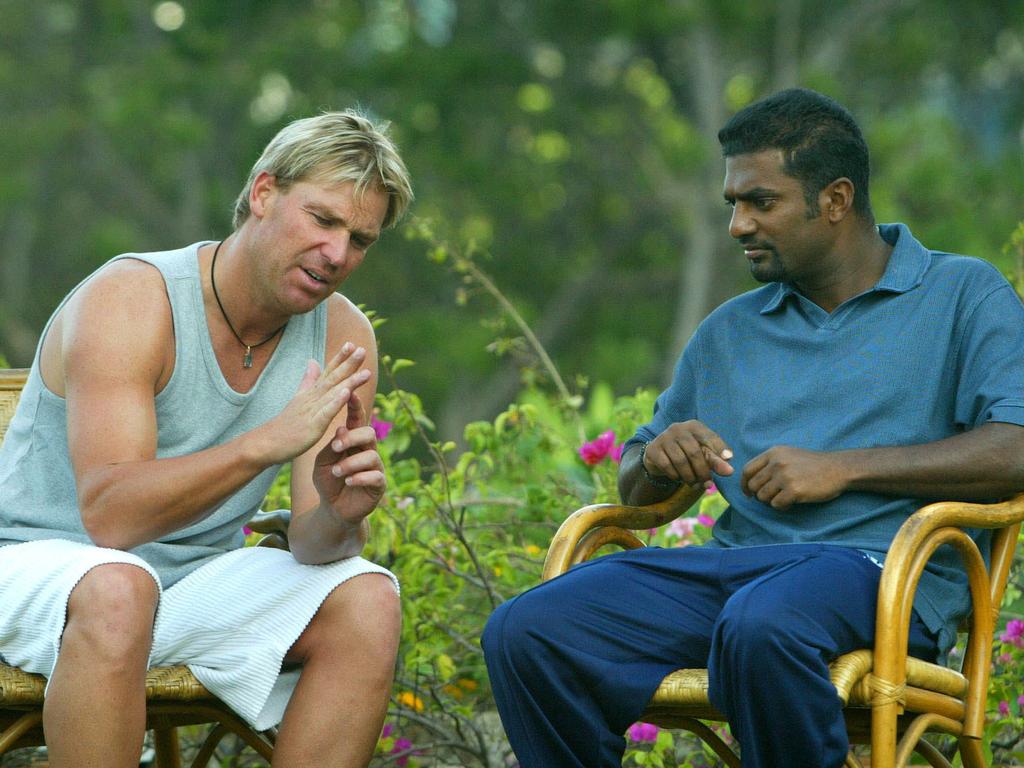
[482,543,938,768]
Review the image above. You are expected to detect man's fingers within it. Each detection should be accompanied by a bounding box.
[701,446,735,476]
[688,423,733,462]
[346,391,367,431]
[740,453,768,495]
[330,448,384,479]
[297,359,321,393]
[322,343,367,388]
[330,425,376,455]
[654,441,694,484]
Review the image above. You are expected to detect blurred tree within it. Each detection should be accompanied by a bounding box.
[1,0,1022,439]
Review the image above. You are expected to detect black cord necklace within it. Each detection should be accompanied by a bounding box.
[210,240,287,368]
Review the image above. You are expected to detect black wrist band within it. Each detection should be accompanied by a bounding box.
[639,442,682,489]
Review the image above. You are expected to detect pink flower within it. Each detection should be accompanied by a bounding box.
[1001,618,1024,647]
[999,700,1011,717]
[391,737,414,766]
[697,513,715,527]
[372,416,393,441]
[610,442,624,463]
[999,652,1013,664]
[579,430,616,465]
[668,517,700,538]
[1018,694,1024,708]
[381,723,395,738]
[627,722,659,743]
[704,483,718,495]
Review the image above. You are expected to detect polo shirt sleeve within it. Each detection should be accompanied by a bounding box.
[627,330,704,450]
[955,282,1024,429]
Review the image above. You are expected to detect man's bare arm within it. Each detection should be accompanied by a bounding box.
[741,422,1024,510]
[60,262,367,550]
[286,295,383,563]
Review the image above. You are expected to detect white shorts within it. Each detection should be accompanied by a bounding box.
[0,539,399,730]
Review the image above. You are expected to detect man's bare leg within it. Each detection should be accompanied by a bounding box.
[43,563,159,768]
[273,573,401,767]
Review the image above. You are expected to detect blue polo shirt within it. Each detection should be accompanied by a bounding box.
[630,223,1024,652]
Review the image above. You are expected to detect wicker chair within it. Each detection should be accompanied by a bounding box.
[0,368,292,767]
[542,482,1024,768]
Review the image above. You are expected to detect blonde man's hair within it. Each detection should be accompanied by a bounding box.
[232,108,413,230]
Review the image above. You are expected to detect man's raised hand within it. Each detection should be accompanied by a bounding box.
[645,421,734,488]
[312,390,386,523]
[260,342,372,465]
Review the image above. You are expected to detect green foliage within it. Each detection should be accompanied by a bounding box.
[6,0,1024,439]
[361,360,729,766]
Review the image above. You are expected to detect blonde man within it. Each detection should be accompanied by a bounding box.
[0,109,413,768]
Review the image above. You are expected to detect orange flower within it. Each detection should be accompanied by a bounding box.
[397,691,425,713]
[442,683,464,700]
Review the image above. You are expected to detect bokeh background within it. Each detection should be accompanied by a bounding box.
[3,0,1023,438]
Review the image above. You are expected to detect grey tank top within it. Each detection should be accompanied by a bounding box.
[0,242,327,586]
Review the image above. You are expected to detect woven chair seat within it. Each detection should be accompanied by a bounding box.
[0,662,216,707]
[642,649,969,723]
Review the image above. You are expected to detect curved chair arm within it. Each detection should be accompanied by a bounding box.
[248,508,293,550]
[542,485,702,581]
[871,493,1024,749]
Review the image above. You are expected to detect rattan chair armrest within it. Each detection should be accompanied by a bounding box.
[876,493,1024,637]
[542,485,702,580]
[871,492,1024,739]
[0,370,29,391]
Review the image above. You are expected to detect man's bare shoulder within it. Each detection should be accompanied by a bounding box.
[324,292,376,350]
[42,258,175,396]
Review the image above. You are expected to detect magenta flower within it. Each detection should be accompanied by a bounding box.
[1001,618,1024,647]
[610,442,624,463]
[372,416,393,441]
[242,526,253,536]
[579,430,616,465]
[381,723,395,738]
[1019,694,1024,708]
[697,513,716,527]
[999,700,1011,717]
[705,482,718,495]
[391,737,414,766]
[627,722,659,743]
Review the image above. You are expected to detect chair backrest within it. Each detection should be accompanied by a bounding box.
[0,370,29,444]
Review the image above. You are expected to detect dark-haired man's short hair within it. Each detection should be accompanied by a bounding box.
[718,88,872,220]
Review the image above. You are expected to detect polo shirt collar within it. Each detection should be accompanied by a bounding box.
[760,222,931,314]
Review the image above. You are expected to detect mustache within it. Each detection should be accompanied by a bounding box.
[739,239,774,251]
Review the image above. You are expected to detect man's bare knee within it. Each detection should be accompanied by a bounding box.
[63,563,159,665]
[289,575,400,664]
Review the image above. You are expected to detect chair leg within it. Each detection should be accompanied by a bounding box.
[913,738,952,768]
[190,724,230,768]
[153,727,182,768]
[957,736,987,768]
[0,711,43,754]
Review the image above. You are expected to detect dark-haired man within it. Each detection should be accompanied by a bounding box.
[483,88,1024,767]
